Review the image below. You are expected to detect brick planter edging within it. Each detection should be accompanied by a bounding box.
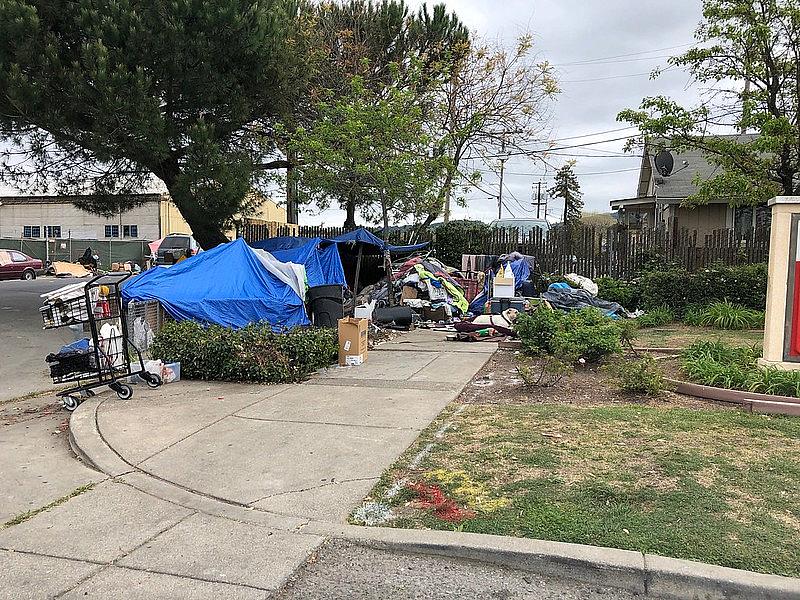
[666,378,800,417]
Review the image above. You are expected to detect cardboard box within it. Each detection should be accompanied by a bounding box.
[401,285,418,301]
[338,317,368,366]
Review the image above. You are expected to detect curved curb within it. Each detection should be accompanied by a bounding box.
[69,398,800,599]
[667,378,800,416]
[304,522,800,600]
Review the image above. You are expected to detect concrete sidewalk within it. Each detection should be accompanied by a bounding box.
[0,329,496,598]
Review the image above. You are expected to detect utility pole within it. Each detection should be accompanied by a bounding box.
[535,181,542,218]
[497,136,507,220]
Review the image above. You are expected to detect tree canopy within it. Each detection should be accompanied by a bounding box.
[0,0,310,248]
[618,0,800,206]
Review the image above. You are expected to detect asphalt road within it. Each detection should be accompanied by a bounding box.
[0,276,83,402]
[276,539,641,600]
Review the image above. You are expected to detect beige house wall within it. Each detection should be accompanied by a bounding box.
[674,204,729,237]
[0,198,162,240]
[159,200,192,237]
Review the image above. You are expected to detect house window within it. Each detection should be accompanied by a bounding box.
[45,225,61,238]
[123,225,138,238]
[104,225,120,238]
[23,226,41,238]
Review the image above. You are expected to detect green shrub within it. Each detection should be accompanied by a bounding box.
[431,220,492,267]
[596,277,641,310]
[680,340,800,397]
[515,307,624,362]
[607,355,666,396]
[634,306,674,328]
[515,306,563,356]
[696,301,764,330]
[150,321,338,383]
[639,263,767,314]
[682,304,706,327]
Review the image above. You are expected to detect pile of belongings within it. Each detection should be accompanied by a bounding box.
[543,279,634,318]
[393,257,469,321]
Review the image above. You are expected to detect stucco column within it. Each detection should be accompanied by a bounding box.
[761,196,800,369]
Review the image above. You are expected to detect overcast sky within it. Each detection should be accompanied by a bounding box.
[304,0,706,226]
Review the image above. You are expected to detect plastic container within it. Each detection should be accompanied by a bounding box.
[307,285,344,328]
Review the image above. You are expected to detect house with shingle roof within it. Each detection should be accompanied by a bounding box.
[610,134,769,237]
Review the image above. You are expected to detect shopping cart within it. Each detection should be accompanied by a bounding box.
[42,272,162,411]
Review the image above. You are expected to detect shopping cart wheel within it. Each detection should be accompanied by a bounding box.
[62,396,81,411]
[143,372,162,389]
[114,384,134,400]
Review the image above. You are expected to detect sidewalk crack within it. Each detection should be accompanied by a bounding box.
[249,476,379,505]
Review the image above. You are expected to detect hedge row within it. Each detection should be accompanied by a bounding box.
[150,321,338,383]
[597,263,767,314]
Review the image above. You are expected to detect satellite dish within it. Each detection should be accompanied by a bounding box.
[654,150,675,177]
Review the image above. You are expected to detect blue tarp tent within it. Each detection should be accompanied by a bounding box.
[268,239,346,289]
[250,236,311,252]
[123,238,309,330]
[331,228,429,253]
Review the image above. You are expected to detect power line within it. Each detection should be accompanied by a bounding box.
[484,135,637,159]
[544,126,638,142]
[476,166,641,177]
[554,54,672,67]
[552,43,693,66]
[562,67,674,84]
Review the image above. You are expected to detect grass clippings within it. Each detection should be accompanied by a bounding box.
[2,483,96,528]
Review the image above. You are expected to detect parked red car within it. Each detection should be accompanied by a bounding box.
[0,250,43,281]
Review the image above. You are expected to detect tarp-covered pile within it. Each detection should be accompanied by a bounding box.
[123,238,309,330]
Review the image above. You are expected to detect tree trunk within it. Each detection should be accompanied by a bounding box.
[344,192,357,229]
[167,185,230,249]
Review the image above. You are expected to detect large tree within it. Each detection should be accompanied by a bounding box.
[417,34,558,232]
[287,67,449,234]
[0,0,311,248]
[618,0,800,206]
[294,0,467,228]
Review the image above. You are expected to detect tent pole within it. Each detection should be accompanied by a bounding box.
[353,244,363,296]
[384,249,395,307]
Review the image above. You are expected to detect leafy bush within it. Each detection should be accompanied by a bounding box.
[607,355,666,396]
[682,304,706,327]
[150,321,338,383]
[431,220,492,267]
[516,307,625,362]
[696,301,764,330]
[681,341,800,397]
[634,306,674,328]
[596,277,641,310]
[639,263,767,314]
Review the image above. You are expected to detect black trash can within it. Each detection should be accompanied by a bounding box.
[307,285,344,328]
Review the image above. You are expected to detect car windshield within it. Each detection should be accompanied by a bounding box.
[160,236,190,250]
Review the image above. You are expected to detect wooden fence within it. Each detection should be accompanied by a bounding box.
[237,223,770,280]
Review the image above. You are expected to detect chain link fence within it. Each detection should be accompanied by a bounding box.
[0,237,150,269]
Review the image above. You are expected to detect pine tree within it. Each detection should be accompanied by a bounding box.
[548,161,583,233]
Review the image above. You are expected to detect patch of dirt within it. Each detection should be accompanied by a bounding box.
[457,349,728,410]
[0,396,64,426]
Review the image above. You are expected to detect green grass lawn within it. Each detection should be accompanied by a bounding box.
[362,402,800,577]
[634,324,763,349]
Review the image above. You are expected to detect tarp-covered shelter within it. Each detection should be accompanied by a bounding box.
[123,238,309,330]
[250,228,429,293]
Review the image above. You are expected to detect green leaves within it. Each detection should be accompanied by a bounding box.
[618,0,800,201]
[150,321,338,383]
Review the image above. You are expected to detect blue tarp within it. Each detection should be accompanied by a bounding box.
[123,238,309,330]
[251,228,429,255]
[249,236,311,252]
[468,258,530,314]
[269,238,346,289]
[331,228,429,253]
